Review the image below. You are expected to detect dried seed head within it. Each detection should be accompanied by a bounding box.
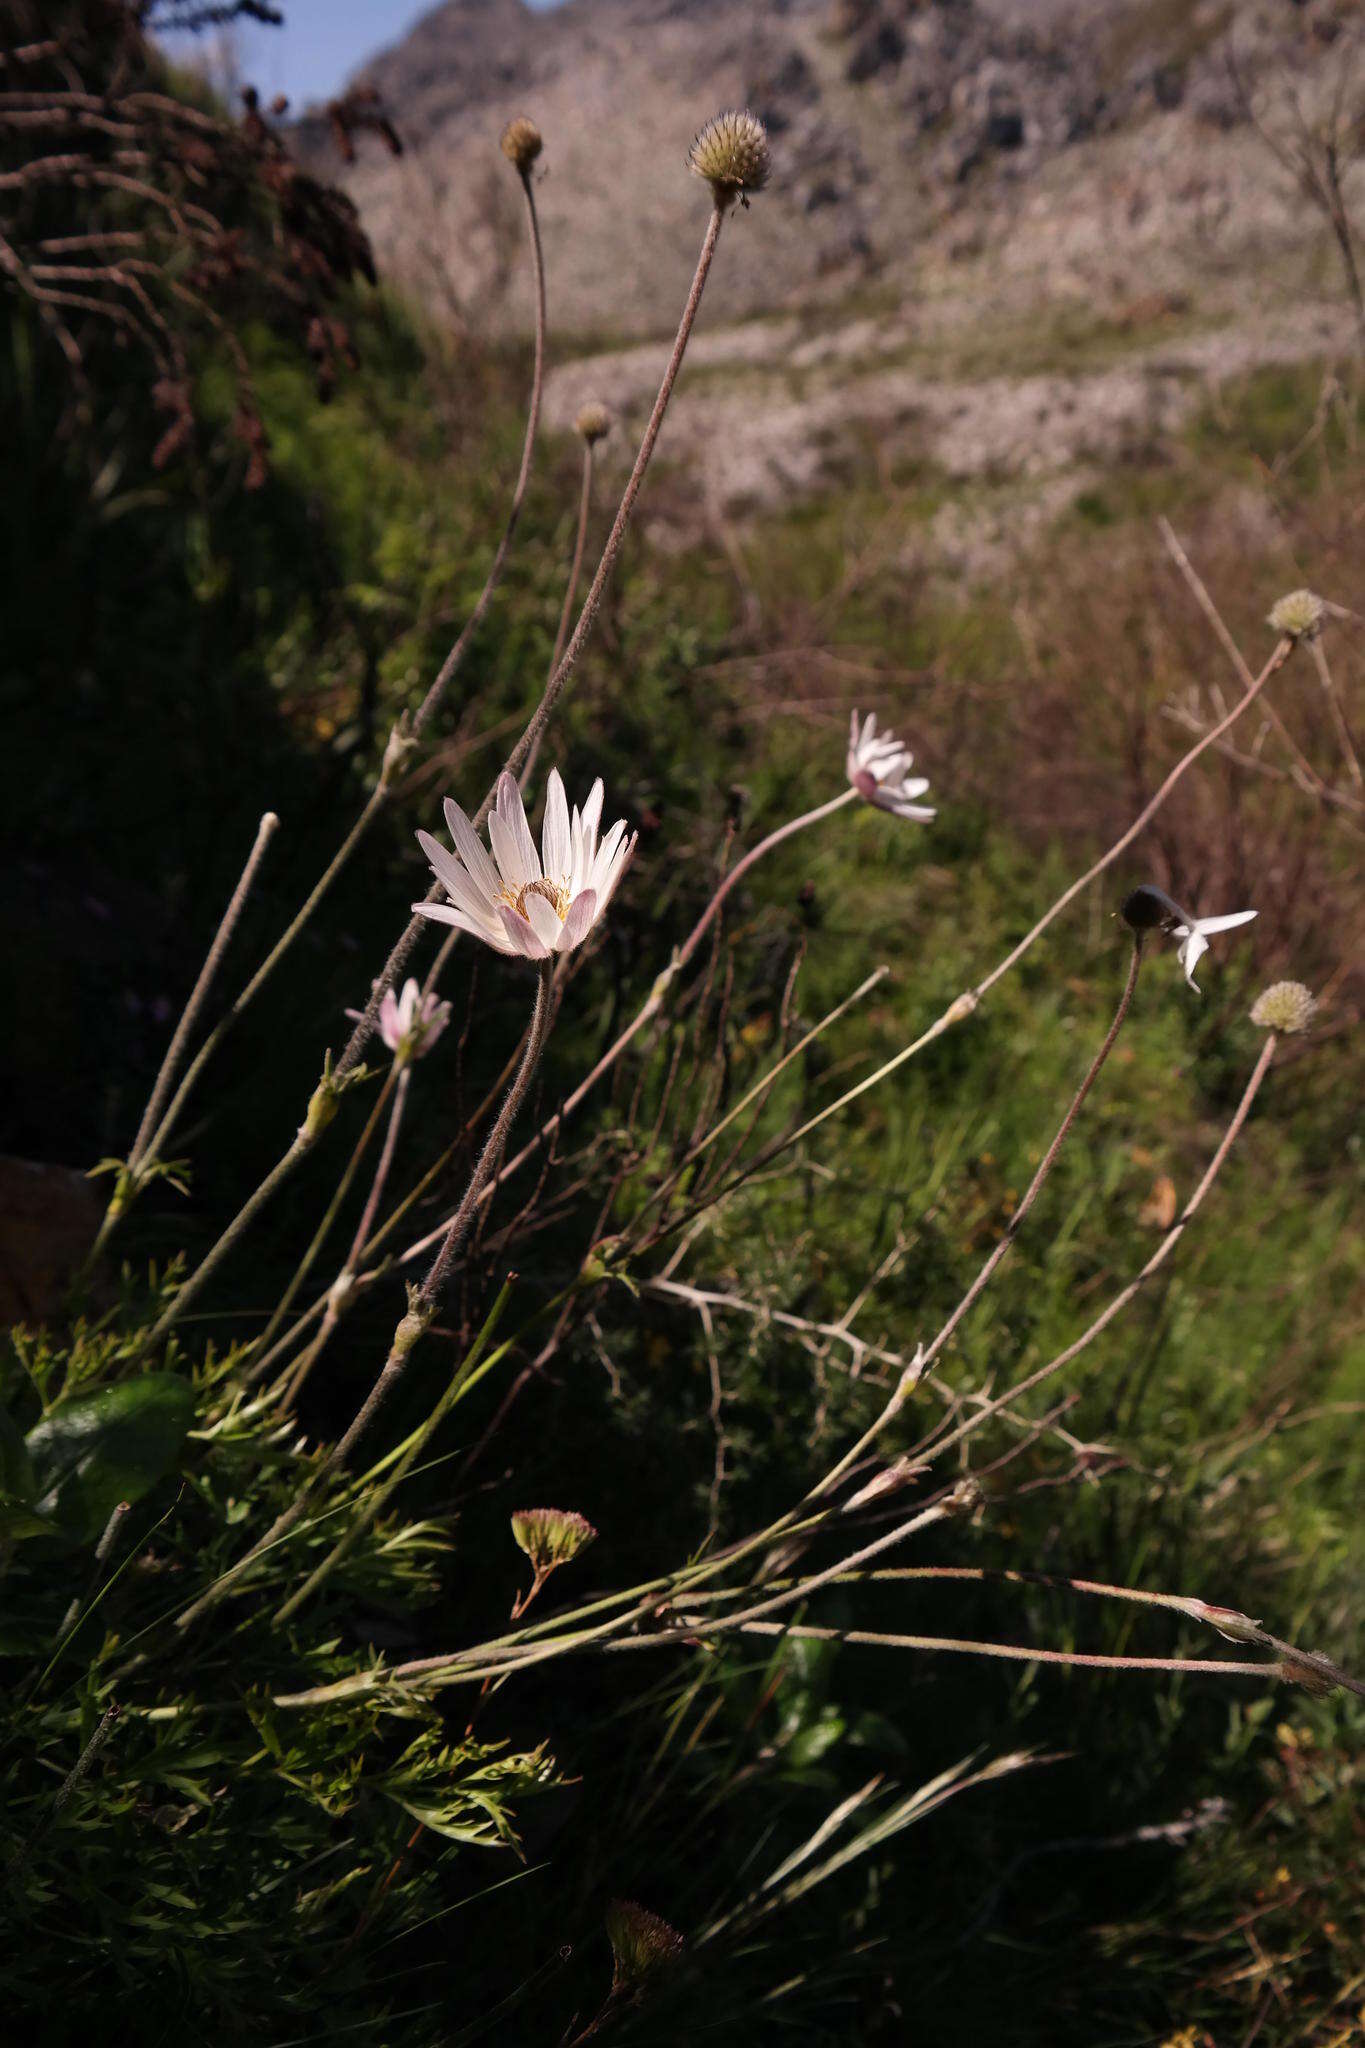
[1267,588,1325,642]
[687,109,771,207]
[575,400,612,445]
[1250,980,1317,1034]
[500,116,543,172]
[605,1899,684,1991]
[510,1506,597,1577]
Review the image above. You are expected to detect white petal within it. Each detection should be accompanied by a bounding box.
[579,776,604,851]
[1177,930,1209,991]
[488,810,526,891]
[569,806,588,895]
[557,888,597,951]
[1194,909,1258,935]
[589,818,627,895]
[496,771,540,884]
[499,903,547,958]
[416,830,492,924]
[542,768,571,881]
[443,798,500,904]
[396,980,420,1031]
[594,830,636,915]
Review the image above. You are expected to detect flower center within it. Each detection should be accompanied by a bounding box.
[504,875,570,923]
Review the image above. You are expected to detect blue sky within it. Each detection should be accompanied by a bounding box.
[160,1,558,113]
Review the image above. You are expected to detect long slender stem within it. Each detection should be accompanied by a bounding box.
[1311,631,1363,789]
[121,168,548,1202]
[6,1704,120,1888]
[149,1124,321,1345]
[757,636,1294,1169]
[916,936,1143,1381]
[85,812,279,1266]
[916,1034,1278,1474]
[336,204,727,1085]
[518,436,594,792]
[274,1278,516,1621]
[395,785,858,1270]
[174,960,556,1631]
[707,1621,1293,1685]
[270,1065,412,1408]
[250,1066,398,1367]
[131,812,279,1168]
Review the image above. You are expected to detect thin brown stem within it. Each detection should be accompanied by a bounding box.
[337,204,727,1084]
[174,962,555,1632]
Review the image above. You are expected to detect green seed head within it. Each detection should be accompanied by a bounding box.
[1250,981,1317,1034]
[605,1899,684,1990]
[1266,588,1325,641]
[510,1506,597,1576]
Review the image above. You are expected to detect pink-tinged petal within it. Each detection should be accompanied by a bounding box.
[443,798,500,903]
[396,979,421,1031]
[416,827,480,907]
[542,768,571,880]
[499,903,548,958]
[412,899,501,945]
[378,987,402,1051]
[523,890,563,953]
[497,771,541,883]
[557,888,597,951]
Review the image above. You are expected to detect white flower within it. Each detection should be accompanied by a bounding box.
[414,769,635,960]
[846,711,935,822]
[1172,907,1257,992]
[346,977,450,1063]
[1120,884,1256,992]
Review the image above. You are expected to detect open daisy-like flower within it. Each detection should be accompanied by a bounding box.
[415,770,635,960]
[1120,884,1257,993]
[846,711,935,822]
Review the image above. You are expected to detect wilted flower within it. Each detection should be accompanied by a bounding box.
[1267,588,1325,642]
[511,1506,598,1577]
[1250,981,1317,1034]
[846,710,935,822]
[605,1899,684,1991]
[575,400,612,444]
[500,116,542,172]
[415,770,635,960]
[687,109,770,207]
[1119,884,1256,992]
[346,978,450,1063]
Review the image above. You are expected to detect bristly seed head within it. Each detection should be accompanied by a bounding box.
[1267,588,1325,642]
[500,116,543,172]
[510,1506,597,1576]
[575,400,612,445]
[687,109,771,207]
[605,1899,684,1990]
[1250,981,1317,1034]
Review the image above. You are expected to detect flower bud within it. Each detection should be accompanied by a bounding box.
[687,109,771,208]
[574,400,612,445]
[1250,981,1316,1034]
[500,116,543,172]
[605,1899,683,1991]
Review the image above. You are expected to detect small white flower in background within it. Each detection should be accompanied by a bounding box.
[1119,884,1257,993]
[415,769,635,960]
[346,978,450,1063]
[846,711,935,822]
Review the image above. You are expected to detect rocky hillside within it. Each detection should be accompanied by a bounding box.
[298,0,1361,550]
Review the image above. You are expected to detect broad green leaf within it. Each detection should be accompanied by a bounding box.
[25,1375,194,1543]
